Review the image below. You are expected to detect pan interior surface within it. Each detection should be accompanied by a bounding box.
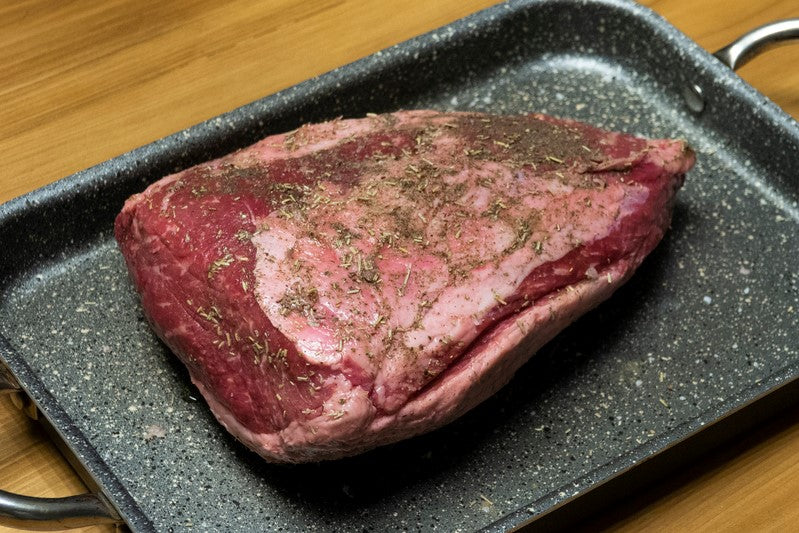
[0,2,797,531]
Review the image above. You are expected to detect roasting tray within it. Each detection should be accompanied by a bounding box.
[1,1,798,531]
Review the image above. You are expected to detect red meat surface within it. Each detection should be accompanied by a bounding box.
[115,110,694,462]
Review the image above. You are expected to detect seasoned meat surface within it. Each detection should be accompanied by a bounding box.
[115,110,694,462]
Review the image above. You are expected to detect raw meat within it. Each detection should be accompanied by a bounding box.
[114,110,694,462]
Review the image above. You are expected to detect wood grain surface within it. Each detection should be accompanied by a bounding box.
[1,1,797,531]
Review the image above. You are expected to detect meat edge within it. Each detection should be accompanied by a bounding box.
[192,255,638,463]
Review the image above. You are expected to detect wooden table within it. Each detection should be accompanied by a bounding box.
[1,1,797,531]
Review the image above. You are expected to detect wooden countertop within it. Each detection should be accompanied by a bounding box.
[1,1,797,531]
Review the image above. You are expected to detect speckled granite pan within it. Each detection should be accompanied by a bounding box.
[1,0,798,531]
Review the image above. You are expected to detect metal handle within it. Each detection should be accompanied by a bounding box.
[0,490,121,531]
[683,19,799,113]
[0,365,123,530]
[714,18,799,70]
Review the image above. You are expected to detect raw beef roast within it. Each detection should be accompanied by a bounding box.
[115,110,694,462]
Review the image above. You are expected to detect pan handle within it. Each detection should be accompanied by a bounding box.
[714,18,799,71]
[683,19,799,113]
[0,490,122,531]
[0,366,123,530]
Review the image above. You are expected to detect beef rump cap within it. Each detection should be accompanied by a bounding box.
[115,110,694,462]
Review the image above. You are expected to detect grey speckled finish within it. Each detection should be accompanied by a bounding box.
[1,0,798,531]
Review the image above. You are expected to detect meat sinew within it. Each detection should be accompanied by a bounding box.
[115,110,694,462]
